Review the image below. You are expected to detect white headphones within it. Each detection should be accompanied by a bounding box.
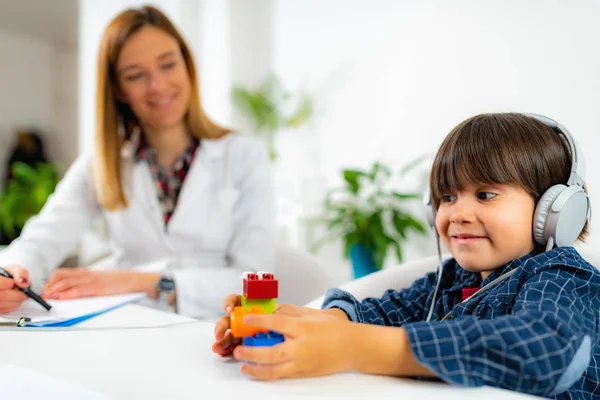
[424,113,590,250]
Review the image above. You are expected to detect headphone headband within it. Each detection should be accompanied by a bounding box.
[524,113,586,187]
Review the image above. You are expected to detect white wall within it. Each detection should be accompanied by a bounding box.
[270,0,600,283]
[50,45,79,174]
[0,30,78,184]
[76,0,600,284]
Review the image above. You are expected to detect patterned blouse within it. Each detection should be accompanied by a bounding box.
[135,134,200,225]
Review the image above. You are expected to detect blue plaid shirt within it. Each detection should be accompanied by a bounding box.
[322,247,600,399]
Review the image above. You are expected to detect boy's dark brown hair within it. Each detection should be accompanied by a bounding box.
[429,113,589,241]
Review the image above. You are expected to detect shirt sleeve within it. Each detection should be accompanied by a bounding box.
[0,154,100,290]
[402,261,597,398]
[321,270,438,326]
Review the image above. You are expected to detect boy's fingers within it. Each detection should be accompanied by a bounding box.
[214,316,231,340]
[234,341,293,365]
[244,313,300,336]
[216,332,235,350]
[240,361,298,381]
[274,304,308,317]
[212,341,229,356]
[222,294,240,313]
[212,334,241,356]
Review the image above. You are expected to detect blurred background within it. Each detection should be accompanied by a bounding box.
[1,0,599,286]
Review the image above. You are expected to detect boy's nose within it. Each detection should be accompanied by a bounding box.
[449,201,476,224]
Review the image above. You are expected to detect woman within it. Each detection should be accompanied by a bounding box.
[0,6,276,319]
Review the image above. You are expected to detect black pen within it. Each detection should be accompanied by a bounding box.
[0,267,52,311]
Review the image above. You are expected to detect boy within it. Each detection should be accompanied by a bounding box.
[213,113,599,399]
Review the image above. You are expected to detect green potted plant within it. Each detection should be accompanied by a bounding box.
[0,161,58,244]
[313,159,428,278]
[231,74,313,161]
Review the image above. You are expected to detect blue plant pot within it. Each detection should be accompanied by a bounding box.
[349,244,378,279]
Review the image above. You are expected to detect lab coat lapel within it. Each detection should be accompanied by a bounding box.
[168,140,215,228]
[133,163,165,235]
[121,131,165,236]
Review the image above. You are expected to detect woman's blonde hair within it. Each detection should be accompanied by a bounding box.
[94,5,230,210]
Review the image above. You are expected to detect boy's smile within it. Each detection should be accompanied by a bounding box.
[436,182,536,280]
[451,232,487,245]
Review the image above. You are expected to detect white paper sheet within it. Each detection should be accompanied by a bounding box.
[0,292,147,326]
[0,365,110,399]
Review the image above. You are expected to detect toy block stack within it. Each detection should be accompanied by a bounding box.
[230,271,284,347]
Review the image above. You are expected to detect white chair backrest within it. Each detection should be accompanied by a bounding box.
[275,244,333,306]
[305,244,600,309]
[574,242,600,270]
[304,254,442,308]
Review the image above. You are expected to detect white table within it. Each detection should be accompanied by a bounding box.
[0,303,538,399]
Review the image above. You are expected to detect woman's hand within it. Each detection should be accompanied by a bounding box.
[232,312,358,380]
[0,265,30,313]
[42,268,161,300]
[212,294,348,357]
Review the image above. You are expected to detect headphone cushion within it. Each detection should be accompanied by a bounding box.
[425,203,435,231]
[533,184,566,245]
[423,189,436,231]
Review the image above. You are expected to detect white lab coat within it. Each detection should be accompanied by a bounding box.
[0,133,276,319]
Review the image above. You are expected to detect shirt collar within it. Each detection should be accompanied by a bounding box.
[479,249,538,286]
[135,133,199,169]
[447,249,538,292]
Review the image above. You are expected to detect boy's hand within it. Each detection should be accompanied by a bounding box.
[211,294,349,357]
[212,294,243,356]
[232,312,357,380]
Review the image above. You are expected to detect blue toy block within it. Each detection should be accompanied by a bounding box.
[243,331,285,347]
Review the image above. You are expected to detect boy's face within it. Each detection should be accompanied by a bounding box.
[435,183,535,280]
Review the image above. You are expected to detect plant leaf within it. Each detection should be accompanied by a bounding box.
[404,215,427,234]
[0,162,58,239]
[11,162,38,184]
[390,240,403,264]
[390,192,421,200]
[343,169,365,195]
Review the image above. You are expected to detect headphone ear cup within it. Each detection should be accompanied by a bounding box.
[533,184,589,247]
[533,185,566,245]
[545,186,589,247]
[423,188,436,232]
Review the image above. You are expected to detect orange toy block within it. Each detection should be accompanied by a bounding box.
[230,306,268,338]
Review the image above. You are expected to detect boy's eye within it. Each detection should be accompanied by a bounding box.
[477,192,496,200]
[441,194,456,203]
